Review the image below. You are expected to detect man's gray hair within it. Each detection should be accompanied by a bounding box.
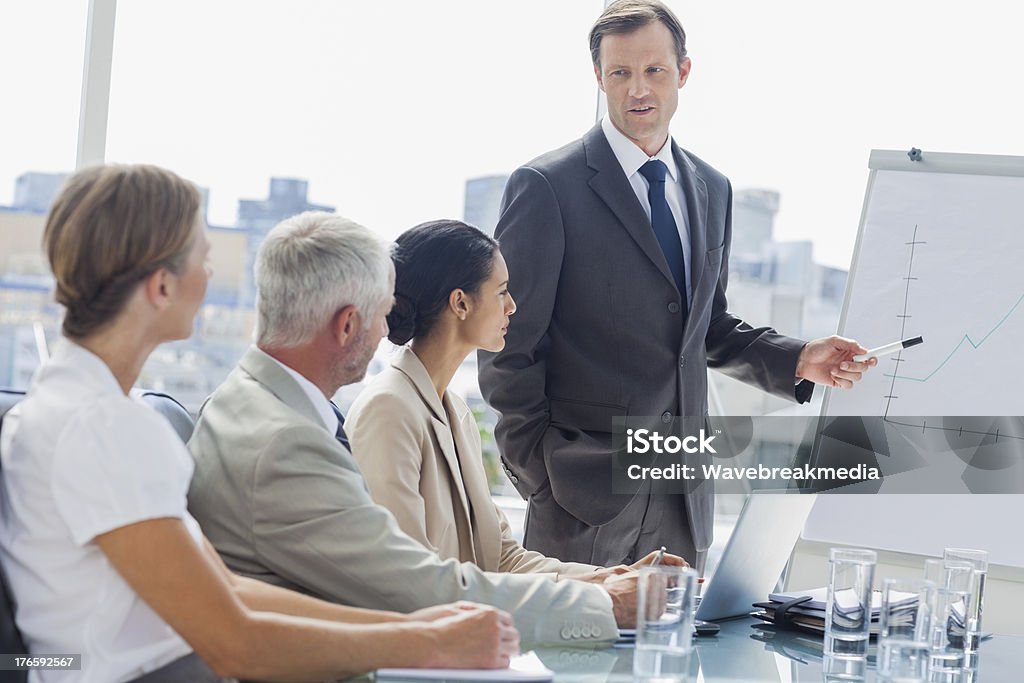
[255,211,392,348]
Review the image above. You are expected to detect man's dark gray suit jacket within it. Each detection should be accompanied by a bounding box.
[479,124,812,561]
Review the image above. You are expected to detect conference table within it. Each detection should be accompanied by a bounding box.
[525,618,1022,682]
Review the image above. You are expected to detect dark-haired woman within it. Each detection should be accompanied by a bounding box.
[0,168,515,683]
[346,220,683,579]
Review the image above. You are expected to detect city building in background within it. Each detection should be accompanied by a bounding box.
[711,189,847,415]
[462,174,509,236]
[238,178,334,306]
[0,171,847,429]
[13,172,69,215]
[0,177,63,389]
[731,189,779,258]
[0,173,322,409]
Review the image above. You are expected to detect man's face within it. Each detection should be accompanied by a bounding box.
[595,20,690,157]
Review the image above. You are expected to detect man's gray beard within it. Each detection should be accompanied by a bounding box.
[337,329,374,387]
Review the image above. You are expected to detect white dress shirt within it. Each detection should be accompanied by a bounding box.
[0,340,200,683]
[601,114,694,305]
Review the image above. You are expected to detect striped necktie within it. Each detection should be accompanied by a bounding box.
[329,402,351,451]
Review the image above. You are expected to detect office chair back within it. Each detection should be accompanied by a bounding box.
[0,389,30,682]
[136,390,195,444]
[0,389,23,424]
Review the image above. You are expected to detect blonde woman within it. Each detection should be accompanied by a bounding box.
[0,167,516,683]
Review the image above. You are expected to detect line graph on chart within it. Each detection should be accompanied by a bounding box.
[828,169,1024,417]
[883,292,1024,385]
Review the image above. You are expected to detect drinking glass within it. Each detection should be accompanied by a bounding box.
[824,548,876,662]
[877,577,935,681]
[943,547,987,664]
[633,565,699,681]
[924,559,973,679]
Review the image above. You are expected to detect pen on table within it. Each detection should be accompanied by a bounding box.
[852,336,924,362]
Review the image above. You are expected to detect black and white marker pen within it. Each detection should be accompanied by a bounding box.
[852,336,924,362]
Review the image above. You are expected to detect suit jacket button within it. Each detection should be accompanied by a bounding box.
[510,475,519,484]
[571,625,582,638]
[668,302,680,313]
[582,625,593,638]
[561,626,572,639]
[679,354,686,367]
[593,626,602,638]
[661,411,672,423]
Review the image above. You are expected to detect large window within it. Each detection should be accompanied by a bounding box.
[0,2,88,388]
[0,4,86,205]
[3,0,1023,485]
[3,0,1022,550]
[100,1,603,415]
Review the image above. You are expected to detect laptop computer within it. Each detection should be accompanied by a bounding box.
[695,491,818,622]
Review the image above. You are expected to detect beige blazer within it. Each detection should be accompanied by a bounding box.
[186,346,617,646]
[347,347,596,578]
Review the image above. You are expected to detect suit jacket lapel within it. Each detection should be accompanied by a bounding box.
[393,349,475,545]
[446,398,502,571]
[584,124,679,291]
[238,346,324,431]
[673,143,709,344]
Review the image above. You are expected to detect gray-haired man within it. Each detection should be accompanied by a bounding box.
[187,211,636,645]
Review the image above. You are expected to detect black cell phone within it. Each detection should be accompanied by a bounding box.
[694,619,720,636]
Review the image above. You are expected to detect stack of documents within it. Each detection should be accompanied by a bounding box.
[751,588,917,636]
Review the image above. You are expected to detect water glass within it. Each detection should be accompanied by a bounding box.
[633,565,699,682]
[825,548,877,661]
[823,655,867,680]
[924,559,973,678]
[877,577,935,681]
[943,548,987,660]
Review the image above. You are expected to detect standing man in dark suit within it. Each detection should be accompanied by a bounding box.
[478,0,874,572]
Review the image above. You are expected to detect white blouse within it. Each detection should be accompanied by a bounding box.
[0,340,202,682]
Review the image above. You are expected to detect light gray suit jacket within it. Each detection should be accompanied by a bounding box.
[186,347,617,646]
[479,124,811,556]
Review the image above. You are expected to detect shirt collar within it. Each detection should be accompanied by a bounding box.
[253,347,338,433]
[49,338,127,397]
[601,114,681,182]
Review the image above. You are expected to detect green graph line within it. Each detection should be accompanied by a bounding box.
[884,291,1024,383]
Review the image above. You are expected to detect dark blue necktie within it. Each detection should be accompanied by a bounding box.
[639,160,687,308]
[329,402,351,451]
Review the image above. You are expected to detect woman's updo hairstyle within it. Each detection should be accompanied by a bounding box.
[388,220,499,345]
[43,164,200,338]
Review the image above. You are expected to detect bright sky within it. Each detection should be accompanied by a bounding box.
[2,0,1023,268]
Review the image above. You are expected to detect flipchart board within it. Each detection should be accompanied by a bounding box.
[802,150,1024,568]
